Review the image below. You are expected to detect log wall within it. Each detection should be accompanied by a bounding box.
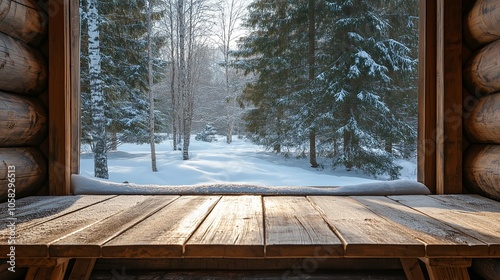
[463,0,500,202]
[0,0,48,202]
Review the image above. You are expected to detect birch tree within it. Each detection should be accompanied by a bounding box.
[214,0,246,144]
[161,0,212,160]
[147,0,158,171]
[87,0,108,179]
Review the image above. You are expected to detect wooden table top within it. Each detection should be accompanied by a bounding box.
[0,194,499,259]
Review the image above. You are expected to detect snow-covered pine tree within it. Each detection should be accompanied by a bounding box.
[319,0,418,178]
[234,0,305,153]
[235,0,333,164]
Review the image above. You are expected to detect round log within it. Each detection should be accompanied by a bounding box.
[464,145,500,201]
[0,147,47,202]
[465,93,500,143]
[0,91,48,146]
[0,0,48,46]
[464,0,500,50]
[463,39,500,96]
[0,32,47,95]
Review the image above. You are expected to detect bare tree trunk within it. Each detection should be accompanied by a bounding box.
[215,0,245,144]
[308,0,319,168]
[147,0,157,172]
[168,1,179,151]
[178,0,190,160]
[88,0,108,179]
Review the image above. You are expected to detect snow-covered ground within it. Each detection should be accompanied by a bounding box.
[80,135,417,186]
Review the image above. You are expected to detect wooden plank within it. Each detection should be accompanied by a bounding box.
[68,259,96,280]
[103,196,220,258]
[17,258,70,268]
[49,195,179,257]
[95,257,404,271]
[418,0,437,194]
[264,196,343,257]
[400,258,425,280]
[0,195,114,231]
[185,196,264,258]
[48,0,71,196]
[421,258,472,267]
[435,0,463,194]
[390,195,500,256]
[309,196,425,257]
[0,196,150,257]
[70,0,81,176]
[430,194,500,212]
[354,196,488,257]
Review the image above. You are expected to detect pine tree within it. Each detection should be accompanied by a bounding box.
[319,0,418,178]
[235,0,302,153]
[236,0,418,179]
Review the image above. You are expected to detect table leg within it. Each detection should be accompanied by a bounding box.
[400,258,425,280]
[420,258,472,280]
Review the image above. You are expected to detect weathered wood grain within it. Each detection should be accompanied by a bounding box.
[309,196,425,257]
[185,196,264,258]
[464,93,500,143]
[0,32,47,95]
[264,196,343,257]
[47,0,71,196]
[464,39,500,96]
[464,145,500,201]
[418,0,437,194]
[103,196,220,258]
[94,257,404,271]
[400,258,425,280]
[0,195,114,231]
[0,147,46,201]
[49,196,179,257]
[355,196,487,257]
[0,0,47,46]
[436,0,463,194]
[464,0,500,50]
[390,195,500,256]
[0,91,47,146]
[68,259,96,280]
[0,196,151,257]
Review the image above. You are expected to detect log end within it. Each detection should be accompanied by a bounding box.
[0,147,47,202]
[464,145,500,201]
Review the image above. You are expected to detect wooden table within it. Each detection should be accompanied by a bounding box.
[1,194,499,280]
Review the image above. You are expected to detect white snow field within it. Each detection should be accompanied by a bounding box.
[77,136,425,195]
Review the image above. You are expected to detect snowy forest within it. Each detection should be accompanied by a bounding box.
[80,0,419,182]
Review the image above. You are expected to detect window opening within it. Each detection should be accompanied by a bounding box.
[79,0,420,188]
